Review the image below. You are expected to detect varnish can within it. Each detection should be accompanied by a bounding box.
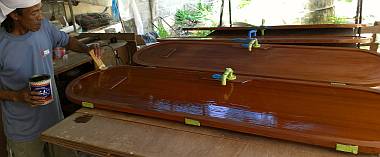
[53,47,65,60]
[29,74,53,105]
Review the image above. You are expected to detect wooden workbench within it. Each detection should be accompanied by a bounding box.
[53,52,92,75]
[41,108,377,157]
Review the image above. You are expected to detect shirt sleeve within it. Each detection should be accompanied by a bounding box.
[43,19,69,48]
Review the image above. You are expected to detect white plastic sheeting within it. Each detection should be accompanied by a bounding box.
[118,0,144,34]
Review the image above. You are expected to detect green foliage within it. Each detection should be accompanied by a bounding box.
[337,0,352,2]
[327,16,348,24]
[191,30,212,37]
[175,2,212,28]
[303,15,348,24]
[156,20,169,38]
[175,9,202,26]
[239,0,252,9]
[196,2,212,14]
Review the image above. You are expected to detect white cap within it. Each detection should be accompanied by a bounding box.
[0,0,41,24]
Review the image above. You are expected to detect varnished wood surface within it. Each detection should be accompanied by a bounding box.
[182,24,367,31]
[41,108,378,157]
[158,36,372,44]
[66,66,380,153]
[134,41,380,86]
[362,25,380,33]
[183,24,367,36]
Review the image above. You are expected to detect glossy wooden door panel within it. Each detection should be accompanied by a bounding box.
[157,36,372,47]
[66,66,380,153]
[134,41,380,87]
[183,24,366,31]
[182,24,366,36]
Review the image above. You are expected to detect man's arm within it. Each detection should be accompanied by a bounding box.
[0,90,18,102]
[65,36,90,53]
[0,90,47,107]
[65,36,101,57]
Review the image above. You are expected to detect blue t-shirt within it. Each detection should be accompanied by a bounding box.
[0,19,69,141]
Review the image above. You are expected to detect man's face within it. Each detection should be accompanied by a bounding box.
[17,3,43,32]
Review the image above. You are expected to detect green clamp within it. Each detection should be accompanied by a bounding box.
[82,102,95,108]
[248,39,261,51]
[336,143,358,154]
[185,118,201,126]
[222,68,237,86]
[260,19,265,36]
[261,29,265,36]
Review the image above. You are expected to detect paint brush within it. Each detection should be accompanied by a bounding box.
[89,49,107,70]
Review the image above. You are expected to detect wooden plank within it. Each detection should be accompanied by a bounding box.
[157,36,372,47]
[358,22,379,51]
[182,24,367,31]
[78,33,136,42]
[361,26,380,33]
[182,24,367,36]
[361,22,380,33]
[41,108,377,157]
[42,110,247,157]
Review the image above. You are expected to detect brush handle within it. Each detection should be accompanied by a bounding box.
[89,50,106,70]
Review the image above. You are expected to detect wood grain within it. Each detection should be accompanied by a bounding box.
[41,108,378,157]
[66,66,380,153]
[158,36,372,47]
[182,24,366,36]
[134,42,380,86]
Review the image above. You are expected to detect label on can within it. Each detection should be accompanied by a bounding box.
[53,47,65,60]
[29,74,53,105]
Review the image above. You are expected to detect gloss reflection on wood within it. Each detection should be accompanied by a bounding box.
[134,41,380,87]
[66,66,380,153]
[182,24,367,36]
[157,36,372,47]
[182,24,367,31]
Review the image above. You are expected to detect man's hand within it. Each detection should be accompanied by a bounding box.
[66,37,102,57]
[12,89,50,107]
[87,43,107,70]
[87,43,102,58]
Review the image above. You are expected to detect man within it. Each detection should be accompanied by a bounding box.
[0,0,100,156]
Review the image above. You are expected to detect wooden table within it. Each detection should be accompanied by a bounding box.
[41,108,377,157]
[53,52,92,75]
